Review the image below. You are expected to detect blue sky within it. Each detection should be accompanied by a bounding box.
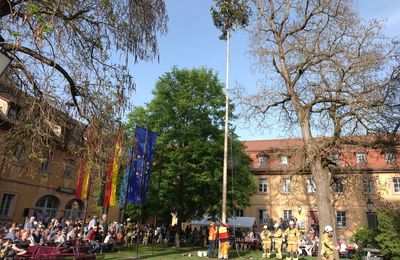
[126,0,400,141]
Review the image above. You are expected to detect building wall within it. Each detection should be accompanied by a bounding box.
[242,139,400,239]
[0,90,121,226]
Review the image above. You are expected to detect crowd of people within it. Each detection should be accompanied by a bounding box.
[0,215,180,259]
[0,214,359,259]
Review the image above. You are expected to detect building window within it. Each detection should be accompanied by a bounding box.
[282,178,291,194]
[306,178,316,194]
[63,159,75,178]
[356,152,367,164]
[283,210,293,220]
[333,178,344,194]
[258,156,267,166]
[41,151,51,172]
[363,179,374,195]
[258,179,268,193]
[34,195,58,220]
[336,211,347,228]
[331,153,339,165]
[259,209,268,225]
[280,156,288,165]
[0,194,15,218]
[393,177,400,194]
[235,208,244,217]
[385,152,396,164]
[64,200,83,220]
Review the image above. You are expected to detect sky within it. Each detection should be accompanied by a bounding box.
[126,0,400,141]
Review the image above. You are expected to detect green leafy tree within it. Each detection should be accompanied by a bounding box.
[127,67,256,247]
[375,210,400,257]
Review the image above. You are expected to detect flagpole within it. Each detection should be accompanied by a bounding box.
[222,30,230,224]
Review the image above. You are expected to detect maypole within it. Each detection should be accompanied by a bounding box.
[222,30,230,224]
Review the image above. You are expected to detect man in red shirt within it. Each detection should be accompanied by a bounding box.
[87,226,100,254]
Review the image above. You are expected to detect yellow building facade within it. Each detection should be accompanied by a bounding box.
[0,85,120,226]
[242,139,400,238]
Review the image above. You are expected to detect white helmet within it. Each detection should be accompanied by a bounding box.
[289,220,295,225]
[324,225,333,232]
[274,223,279,228]
[263,225,268,229]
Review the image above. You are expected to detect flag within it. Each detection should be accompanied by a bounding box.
[119,147,133,206]
[75,157,86,199]
[109,142,122,206]
[127,126,157,204]
[81,161,91,199]
[102,142,116,207]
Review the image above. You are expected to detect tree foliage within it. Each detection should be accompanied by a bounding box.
[375,209,400,257]
[211,0,250,40]
[126,67,256,244]
[0,0,167,176]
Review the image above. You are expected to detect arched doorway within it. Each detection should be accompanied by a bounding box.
[34,195,59,220]
[64,199,84,220]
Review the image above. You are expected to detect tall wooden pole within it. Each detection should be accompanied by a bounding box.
[222,30,230,224]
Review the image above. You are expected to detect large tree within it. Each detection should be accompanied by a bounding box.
[127,67,256,247]
[235,0,400,250]
[0,0,167,174]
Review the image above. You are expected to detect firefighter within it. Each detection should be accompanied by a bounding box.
[284,220,300,260]
[320,225,337,260]
[272,223,283,260]
[218,221,230,259]
[261,224,272,258]
[207,220,218,258]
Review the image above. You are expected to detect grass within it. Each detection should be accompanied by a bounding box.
[102,245,322,260]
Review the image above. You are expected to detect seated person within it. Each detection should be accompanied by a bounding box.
[11,230,30,256]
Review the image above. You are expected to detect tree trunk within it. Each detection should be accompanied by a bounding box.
[311,158,338,259]
[174,220,181,248]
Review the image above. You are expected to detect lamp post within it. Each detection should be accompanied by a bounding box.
[297,205,302,215]
[367,199,373,212]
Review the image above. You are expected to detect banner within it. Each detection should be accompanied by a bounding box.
[102,142,116,207]
[119,147,132,206]
[81,162,91,199]
[75,157,86,199]
[127,126,157,204]
[109,142,122,206]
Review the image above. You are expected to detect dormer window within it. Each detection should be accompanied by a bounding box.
[385,152,396,164]
[257,152,268,167]
[280,155,288,165]
[356,152,367,164]
[258,156,267,166]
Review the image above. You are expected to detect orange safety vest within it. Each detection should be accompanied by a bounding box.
[218,225,229,242]
[208,226,217,241]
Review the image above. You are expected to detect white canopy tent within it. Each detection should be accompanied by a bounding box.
[191,216,256,228]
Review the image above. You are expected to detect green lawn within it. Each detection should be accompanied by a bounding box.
[102,245,321,260]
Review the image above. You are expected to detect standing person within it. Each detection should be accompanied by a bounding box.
[260,225,272,258]
[320,226,337,260]
[272,223,283,260]
[207,220,218,258]
[218,222,230,259]
[285,220,300,260]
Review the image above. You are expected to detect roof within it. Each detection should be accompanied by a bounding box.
[191,216,256,228]
[242,138,304,152]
